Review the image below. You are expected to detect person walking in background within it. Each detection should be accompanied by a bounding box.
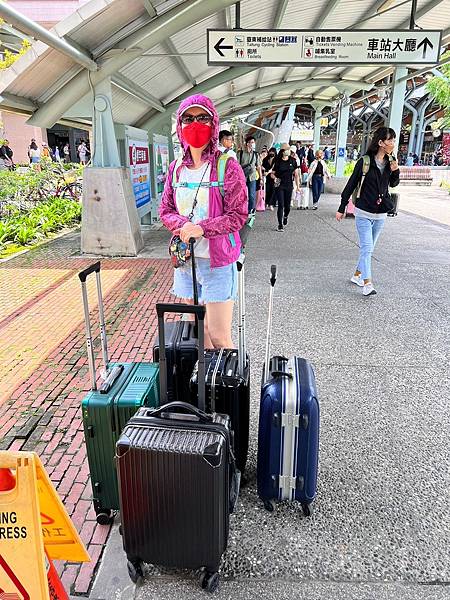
[335,127,400,297]
[238,135,261,213]
[27,138,36,164]
[290,145,300,167]
[308,150,332,210]
[29,141,41,171]
[296,142,306,163]
[218,130,237,159]
[0,139,15,170]
[272,143,301,232]
[307,144,315,167]
[63,143,70,163]
[54,146,61,162]
[262,146,277,211]
[406,153,414,167]
[78,140,88,165]
[159,94,247,348]
[323,146,331,161]
[41,143,51,159]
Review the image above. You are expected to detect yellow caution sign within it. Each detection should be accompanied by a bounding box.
[0,451,90,599]
[320,117,329,127]
[35,454,89,562]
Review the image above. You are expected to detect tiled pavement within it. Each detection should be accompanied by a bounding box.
[0,231,174,595]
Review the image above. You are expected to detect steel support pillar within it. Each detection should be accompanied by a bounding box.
[388,67,408,154]
[313,109,322,151]
[92,78,121,168]
[335,101,350,177]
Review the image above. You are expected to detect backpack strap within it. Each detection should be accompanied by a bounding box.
[171,156,183,188]
[217,153,232,197]
[355,155,370,199]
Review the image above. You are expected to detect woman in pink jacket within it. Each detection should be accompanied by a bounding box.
[159,94,248,349]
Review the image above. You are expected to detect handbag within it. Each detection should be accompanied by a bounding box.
[169,163,208,268]
[273,177,281,188]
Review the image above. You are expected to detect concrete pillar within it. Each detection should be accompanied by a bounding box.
[388,67,408,154]
[335,100,350,177]
[275,103,296,145]
[81,77,144,256]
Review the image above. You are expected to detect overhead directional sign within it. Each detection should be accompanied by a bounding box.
[207,29,442,66]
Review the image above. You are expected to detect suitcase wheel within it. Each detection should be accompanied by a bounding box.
[199,570,219,593]
[302,502,312,517]
[95,509,114,525]
[263,499,276,513]
[127,559,144,584]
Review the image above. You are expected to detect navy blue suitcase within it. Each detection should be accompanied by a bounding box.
[257,266,320,516]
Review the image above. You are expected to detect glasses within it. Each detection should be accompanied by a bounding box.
[181,114,212,125]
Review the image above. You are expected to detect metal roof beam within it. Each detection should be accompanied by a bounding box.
[220,97,321,120]
[112,74,165,111]
[142,0,157,18]
[0,92,39,112]
[313,0,341,28]
[216,78,372,113]
[257,0,290,88]
[27,0,239,128]
[137,65,255,130]
[164,38,195,86]
[0,1,98,71]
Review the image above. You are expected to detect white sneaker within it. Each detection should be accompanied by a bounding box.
[350,274,364,287]
[363,282,377,296]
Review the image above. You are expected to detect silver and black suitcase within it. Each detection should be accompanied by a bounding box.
[116,301,239,592]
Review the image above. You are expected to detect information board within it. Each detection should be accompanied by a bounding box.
[207,29,441,66]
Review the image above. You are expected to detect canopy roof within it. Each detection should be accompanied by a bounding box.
[0,0,448,130]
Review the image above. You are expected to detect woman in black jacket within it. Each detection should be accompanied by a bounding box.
[336,127,400,296]
[262,147,277,210]
[272,143,300,231]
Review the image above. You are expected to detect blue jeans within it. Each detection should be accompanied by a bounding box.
[355,216,386,280]
[311,175,324,203]
[246,179,256,212]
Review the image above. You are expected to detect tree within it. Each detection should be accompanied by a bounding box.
[426,51,450,129]
[0,16,31,70]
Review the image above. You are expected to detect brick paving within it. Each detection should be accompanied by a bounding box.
[0,232,174,595]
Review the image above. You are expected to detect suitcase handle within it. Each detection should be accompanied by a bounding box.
[78,261,101,282]
[148,401,212,422]
[264,264,277,382]
[78,261,109,390]
[270,370,293,380]
[156,303,206,411]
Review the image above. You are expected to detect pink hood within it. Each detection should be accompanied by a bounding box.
[176,94,219,167]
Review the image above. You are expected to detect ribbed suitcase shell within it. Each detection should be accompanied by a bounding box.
[82,362,159,516]
[190,348,250,474]
[152,321,198,402]
[117,407,230,571]
[257,356,319,509]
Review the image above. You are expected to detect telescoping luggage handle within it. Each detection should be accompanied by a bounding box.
[236,253,246,378]
[78,262,123,393]
[264,265,277,382]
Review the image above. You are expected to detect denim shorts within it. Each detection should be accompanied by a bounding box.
[173,258,237,303]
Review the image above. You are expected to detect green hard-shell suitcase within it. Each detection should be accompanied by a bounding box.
[79,262,159,525]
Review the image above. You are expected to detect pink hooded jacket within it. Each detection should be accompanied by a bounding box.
[159,94,248,269]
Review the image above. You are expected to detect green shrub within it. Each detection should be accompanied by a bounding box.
[0,196,82,255]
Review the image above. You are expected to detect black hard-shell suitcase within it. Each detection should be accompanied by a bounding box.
[152,240,199,402]
[117,300,239,592]
[190,257,250,474]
